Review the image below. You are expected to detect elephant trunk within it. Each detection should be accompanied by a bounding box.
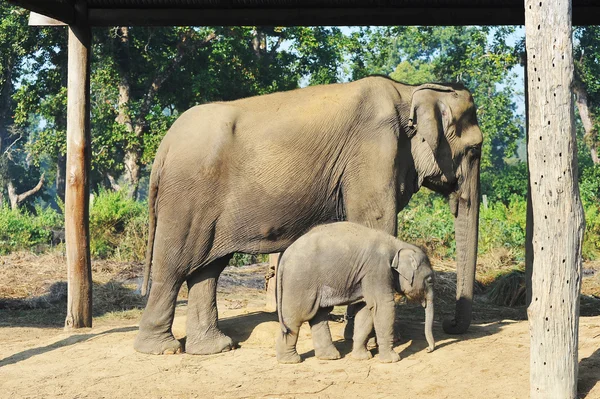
[443,157,480,334]
[424,288,435,352]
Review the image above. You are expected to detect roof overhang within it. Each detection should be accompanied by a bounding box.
[9,0,600,27]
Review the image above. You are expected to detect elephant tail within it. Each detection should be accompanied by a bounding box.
[141,157,162,297]
[276,255,290,334]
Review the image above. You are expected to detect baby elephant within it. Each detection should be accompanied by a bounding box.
[276,222,435,364]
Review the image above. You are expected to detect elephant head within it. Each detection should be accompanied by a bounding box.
[392,247,435,352]
[406,83,482,335]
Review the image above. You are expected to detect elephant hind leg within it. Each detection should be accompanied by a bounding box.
[184,256,234,355]
[309,307,340,360]
[134,275,184,355]
[276,323,302,364]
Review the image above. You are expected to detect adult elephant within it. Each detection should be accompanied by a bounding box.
[134,76,482,355]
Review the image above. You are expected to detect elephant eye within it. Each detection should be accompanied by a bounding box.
[468,146,481,158]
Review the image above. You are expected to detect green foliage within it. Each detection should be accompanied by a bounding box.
[479,197,527,259]
[481,161,528,204]
[397,191,456,258]
[89,189,147,260]
[228,253,268,267]
[398,190,526,260]
[0,205,62,254]
[580,163,600,204]
[583,201,600,261]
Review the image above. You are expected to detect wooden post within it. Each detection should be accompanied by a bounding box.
[525,1,584,398]
[265,253,280,311]
[64,1,92,329]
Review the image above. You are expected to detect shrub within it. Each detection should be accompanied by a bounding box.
[583,201,600,261]
[481,162,528,205]
[479,195,527,260]
[89,189,148,260]
[228,253,268,267]
[397,191,456,258]
[0,205,63,254]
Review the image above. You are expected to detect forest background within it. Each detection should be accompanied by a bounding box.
[1,3,599,268]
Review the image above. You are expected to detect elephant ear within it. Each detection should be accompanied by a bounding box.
[392,248,418,287]
[408,84,455,157]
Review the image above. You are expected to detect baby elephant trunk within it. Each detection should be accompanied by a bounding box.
[423,288,435,352]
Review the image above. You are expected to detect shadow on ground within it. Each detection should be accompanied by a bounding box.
[0,280,146,328]
[579,347,600,398]
[0,326,138,368]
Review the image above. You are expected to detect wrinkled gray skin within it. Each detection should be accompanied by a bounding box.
[134,76,482,356]
[275,222,434,364]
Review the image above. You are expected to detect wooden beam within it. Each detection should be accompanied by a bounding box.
[525,0,584,397]
[8,0,75,24]
[28,11,67,26]
[87,6,525,26]
[65,1,92,330]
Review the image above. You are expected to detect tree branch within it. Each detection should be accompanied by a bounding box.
[134,29,217,133]
[573,78,599,164]
[7,173,45,210]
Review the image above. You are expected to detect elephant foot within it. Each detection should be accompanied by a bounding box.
[378,349,400,363]
[366,336,378,350]
[277,351,302,364]
[350,348,373,361]
[185,332,234,355]
[315,345,341,361]
[134,331,182,355]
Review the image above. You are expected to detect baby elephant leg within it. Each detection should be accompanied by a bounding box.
[309,307,341,360]
[372,297,400,363]
[276,322,302,364]
[351,302,374,360]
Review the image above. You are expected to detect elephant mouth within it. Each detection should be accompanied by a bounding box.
[422,176,457,196]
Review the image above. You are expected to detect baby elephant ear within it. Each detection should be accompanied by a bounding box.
[392,248,418,286]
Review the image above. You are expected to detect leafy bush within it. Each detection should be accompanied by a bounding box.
[397,191,456,258]
[228,253,268,267]
[481,161,528,204]
[0,205,63,254]
[479,195,527,259]
[580,164,600,204]
[89,189,148,260]
[583,201,600,260]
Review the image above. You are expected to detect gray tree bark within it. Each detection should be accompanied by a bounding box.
[525,1,585,398]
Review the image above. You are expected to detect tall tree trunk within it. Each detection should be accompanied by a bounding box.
[56,153,66,203]
[123,146,141,199]
[114,26,140,198]
[526,1,584,398]
[573,79,599,164]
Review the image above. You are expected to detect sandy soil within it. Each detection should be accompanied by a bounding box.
[0,254,599,398]
[0,289,599,399]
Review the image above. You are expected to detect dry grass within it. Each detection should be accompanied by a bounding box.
[0,251,146,325]
[1,250,599,327]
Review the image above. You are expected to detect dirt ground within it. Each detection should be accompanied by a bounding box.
[0,253,599,399]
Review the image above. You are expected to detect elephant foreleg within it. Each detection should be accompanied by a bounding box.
[350,302,374,360]
[371,296,400,363]
[184,257,234,355]
[309,307,340,360]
